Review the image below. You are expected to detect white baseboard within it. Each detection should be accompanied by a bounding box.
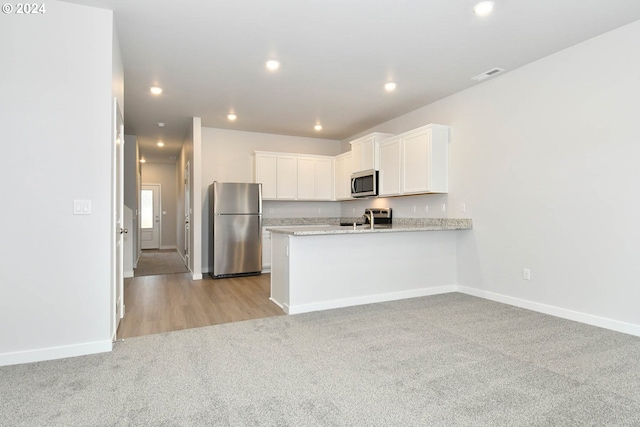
[124,270,134,278]
[0,340,112,367]
[191,272,203,280]
[457,286,640,337]
[160,245,177,250]
[287,285,457,315]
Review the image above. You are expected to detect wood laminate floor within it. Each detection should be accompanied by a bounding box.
[116,273,285,339]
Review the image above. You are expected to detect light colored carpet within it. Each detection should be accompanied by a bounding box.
[2,293,640,426]
[134,249,189,276]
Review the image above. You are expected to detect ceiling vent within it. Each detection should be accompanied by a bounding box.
[471,67,505,82]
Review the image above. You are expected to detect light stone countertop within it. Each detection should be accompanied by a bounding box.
[267,218,472,236]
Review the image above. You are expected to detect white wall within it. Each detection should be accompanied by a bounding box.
[0,1,117,365]
[348,20,640,334]
[142,163,178,249]
[200,127,342,272]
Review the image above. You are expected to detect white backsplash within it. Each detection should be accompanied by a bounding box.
[340,193,453,218]
[263,200,341,218]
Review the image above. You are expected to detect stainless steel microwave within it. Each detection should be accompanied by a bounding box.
[351,169,378,198]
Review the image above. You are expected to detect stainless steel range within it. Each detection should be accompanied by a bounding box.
[364,208,392,229]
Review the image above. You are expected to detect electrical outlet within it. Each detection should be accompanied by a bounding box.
[523,268,531,280]
[425,205,429,213]
[460,203,466,212]
[441,203,446,212]
[413,205,416,213]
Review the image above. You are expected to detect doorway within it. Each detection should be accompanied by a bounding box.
[140,184,161,249]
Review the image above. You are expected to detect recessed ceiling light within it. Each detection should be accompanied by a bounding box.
[227,113,237,121]
[314,124,322,131]
[157,122,166,127]
[140,158,146,163]
[150,86,163,95]
[157,141,164,147]
[384,82,397,91]
[473,1,494,16]
[266,60,280,71]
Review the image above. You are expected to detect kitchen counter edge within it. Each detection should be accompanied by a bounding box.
[267,218,472,236]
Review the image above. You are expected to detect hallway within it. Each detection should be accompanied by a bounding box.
[116,273,285,339]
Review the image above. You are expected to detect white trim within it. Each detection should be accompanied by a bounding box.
[0,340,112,367]
[159,245,177,250]
[124,270,134,278]
[269,297,284,310]
[457,286,640,337]
[286,285,456,315]
[191,273,203,280]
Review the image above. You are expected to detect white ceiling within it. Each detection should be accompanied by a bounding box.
[63,0,640,163]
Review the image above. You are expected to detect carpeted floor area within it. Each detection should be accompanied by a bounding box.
[134,249,189,276]
[2,293,640,426]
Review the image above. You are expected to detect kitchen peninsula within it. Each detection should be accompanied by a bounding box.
[268,218,472,314]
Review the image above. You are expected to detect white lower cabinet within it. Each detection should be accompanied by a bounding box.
[379,124,449,196]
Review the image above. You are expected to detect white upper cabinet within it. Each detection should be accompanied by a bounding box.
[276,155,298,200]
[348,132,394,173]
[297,156,334,201]
[378,137,402,196]
[255,151,333,201]
[254,152,277,199]
[334,151,353,200]
[313,157,334,200]
[378,124,449,196]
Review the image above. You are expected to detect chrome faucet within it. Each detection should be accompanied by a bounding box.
[364,211,375,230]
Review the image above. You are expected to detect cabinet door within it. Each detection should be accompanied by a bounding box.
[351,141,364,173]
[255,154,277,199]
[334,152,352,200]
[314,158,334,200]
[379,138,402,196]
[297,157,315,200]
[361,136,376,171]
[402,130,431,194]
[276,155,297,199]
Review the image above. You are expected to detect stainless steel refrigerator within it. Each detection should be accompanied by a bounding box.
[210,182,262,278]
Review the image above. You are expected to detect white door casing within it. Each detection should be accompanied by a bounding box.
[141,184,161,249]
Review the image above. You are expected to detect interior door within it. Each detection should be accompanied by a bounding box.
[141,184,160,249]
[112,99,125,339]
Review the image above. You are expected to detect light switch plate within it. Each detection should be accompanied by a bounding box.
[73,199,91,215]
